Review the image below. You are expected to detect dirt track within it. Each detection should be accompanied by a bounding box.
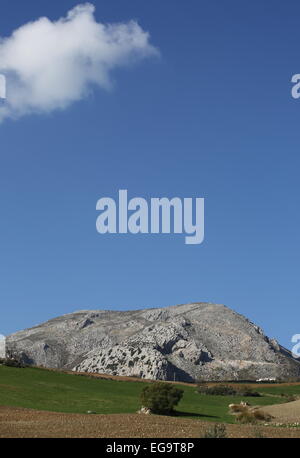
[1,405,300,438]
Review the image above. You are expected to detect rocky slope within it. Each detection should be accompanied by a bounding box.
[5,302,300,381]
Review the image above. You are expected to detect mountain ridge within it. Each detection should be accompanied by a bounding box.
[6,302,300,382]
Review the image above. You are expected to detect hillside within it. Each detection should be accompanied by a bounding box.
[6,302,300,381]
[2,365,300,437]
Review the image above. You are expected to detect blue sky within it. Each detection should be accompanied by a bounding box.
[0,0,299,350]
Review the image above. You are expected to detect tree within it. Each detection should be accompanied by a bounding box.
[141,382,184,415]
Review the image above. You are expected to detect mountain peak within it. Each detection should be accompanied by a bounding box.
[6,302,300,382]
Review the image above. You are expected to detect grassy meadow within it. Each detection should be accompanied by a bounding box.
[1,365,298,423]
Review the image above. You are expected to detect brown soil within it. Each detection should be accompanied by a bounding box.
[261,399,300,424]
[0,405,300,438]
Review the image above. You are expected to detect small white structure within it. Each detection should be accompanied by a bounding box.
[0,334,6,358]
[256,377,276,383]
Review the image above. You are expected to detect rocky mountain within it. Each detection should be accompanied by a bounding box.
[5,302,300,381]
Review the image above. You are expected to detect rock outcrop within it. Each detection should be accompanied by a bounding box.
[5,302,300,381]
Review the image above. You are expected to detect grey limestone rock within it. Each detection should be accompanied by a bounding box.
[5,302,300,381]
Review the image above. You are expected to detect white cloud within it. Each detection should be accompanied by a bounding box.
[0,3,158,121]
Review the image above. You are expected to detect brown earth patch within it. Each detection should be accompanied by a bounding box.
[260,399,300,424]
[0,405,300,438]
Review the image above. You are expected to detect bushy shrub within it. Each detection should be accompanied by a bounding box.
[141,382,184,415]
[236,409,272,424]
[280,394,297,402]
[253,410,272,421]
[229,404,248,413]
[252,427,265,438]
[203,423,227,438]
[197,384,237,396]
[236,411,258,424]
[235,385,260,397]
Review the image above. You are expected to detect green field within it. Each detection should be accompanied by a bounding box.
[0,365,298,423]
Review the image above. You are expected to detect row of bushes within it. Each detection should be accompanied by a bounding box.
[0,357,27,368]
[197,383,260,397]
